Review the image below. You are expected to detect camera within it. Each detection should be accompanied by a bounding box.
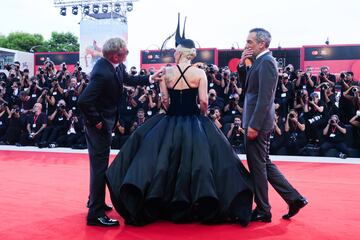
[62,63,67,71]
[330,119,336,124]
[308,96,313,102]
[208,65,215,74]
[209,93,215,98]
[340,72,346,79]
[352,88,359,93]
[148,90,153,95]
[285,67,291,72]
[289,113,295,119]
[233,124,239,131]
[209,109,215,115]
[38,67,44,75]
[322,83,330,90]
[57,105,66,111]
[319,72,325,77]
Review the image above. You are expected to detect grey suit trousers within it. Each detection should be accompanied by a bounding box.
[245,130,301,214]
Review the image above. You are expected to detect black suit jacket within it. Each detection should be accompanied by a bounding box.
[78,58,149,131]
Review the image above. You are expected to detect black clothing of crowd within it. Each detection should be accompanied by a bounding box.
[1,61,359,158]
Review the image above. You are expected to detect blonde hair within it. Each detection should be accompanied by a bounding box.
[176,45,197,60]
[102,38,127,58]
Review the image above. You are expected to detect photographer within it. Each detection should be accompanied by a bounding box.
[270,111,285,154]
[0,105,22,145]
[65,77,79,112]
[37,87,55,115]
[20,103,47,146]
[206,64,225,96]
[284,109,307,155]
[226,115,245,153]
[320,114,348,159]
[349,110,360,148]
[276,73,294,120]
[129,66,137,76]
[43,59,56,77]
[208,89,224,110]
[295,67,317,94]
[111,120,127,149]
[28,76,43,100]
[129,108,147,133]
[36,67,49,88]
[304,92,325,144]
[339,72,359,122]
[56,113,85,148]
[208,106,223,129]
[17,91,36,116]
[136,86,159,117]
[41,100,71,148]
[119,87,138,132]
[223,93,242,124]
[224,73,242,96]
[318,66,336,86]
[284,64,297,81]
[319,82,339,118]
[0,102,10,138]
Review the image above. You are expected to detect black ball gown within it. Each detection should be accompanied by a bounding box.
[106,78,254,226]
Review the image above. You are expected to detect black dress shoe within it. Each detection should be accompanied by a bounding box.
[251,210,272,223]
[104,204,113,212]
[282,196,308,220]
[87,215,119,227]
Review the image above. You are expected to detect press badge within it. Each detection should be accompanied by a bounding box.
[32,124,37,128]
[281,93,286,98]
[330,133,336,138]
[209,83,214,88]
[72,96,77,101]
[53,92,57,96]
[111,133,115,137]
[32,94,37,98]
[232,110,236,114]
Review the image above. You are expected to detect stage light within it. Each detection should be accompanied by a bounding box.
[72,6,78,15]
[126,2,133,12]
[102,4,109,13]
[114,2,121,13]
[60,7,66,16]
[93,4,99,14]
[83,5,90,15]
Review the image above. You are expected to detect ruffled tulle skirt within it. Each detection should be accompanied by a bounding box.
[106,114,253,226]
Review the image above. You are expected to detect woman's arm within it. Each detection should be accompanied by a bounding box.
[198,70,209,116]
[159,67,170,110]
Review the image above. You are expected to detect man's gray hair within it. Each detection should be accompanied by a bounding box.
[249,28,272,48]
[102,37,127,58]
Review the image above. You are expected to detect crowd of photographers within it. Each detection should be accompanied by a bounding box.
[0,60,359,158]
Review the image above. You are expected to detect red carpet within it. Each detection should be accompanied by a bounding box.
[0,150,359,240]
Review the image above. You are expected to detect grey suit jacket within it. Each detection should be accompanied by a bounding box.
[242,51,278,132]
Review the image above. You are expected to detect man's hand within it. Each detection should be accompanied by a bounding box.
[240,48,254,65]
[95,122,103,130]
[247,127,258,141]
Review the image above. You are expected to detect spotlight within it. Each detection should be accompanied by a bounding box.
[93,4,99,14]
[102,4,109,13]
[126,2,133,12]
[72,6,78,15]
[325,37,329,45]
[60,7,66,16]
[83,5,90,15]
[114,2,121,13]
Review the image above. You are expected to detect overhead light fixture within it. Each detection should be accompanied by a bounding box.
[114,2,121,13]
[93,4,99,14]
[102,4,109,13]
[83,5,90,15]
[126,2,133,12]
[72,6,78,15]
[60,7,66,16]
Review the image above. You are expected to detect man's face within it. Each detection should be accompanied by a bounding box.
[116,48,129,63]
[137,111,145,119]
[33,103,41,112]
[234,118,241,125]
[245,32,265,57]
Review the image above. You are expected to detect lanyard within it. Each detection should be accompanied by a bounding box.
[331,126,337,134]
[33,114,40,124]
